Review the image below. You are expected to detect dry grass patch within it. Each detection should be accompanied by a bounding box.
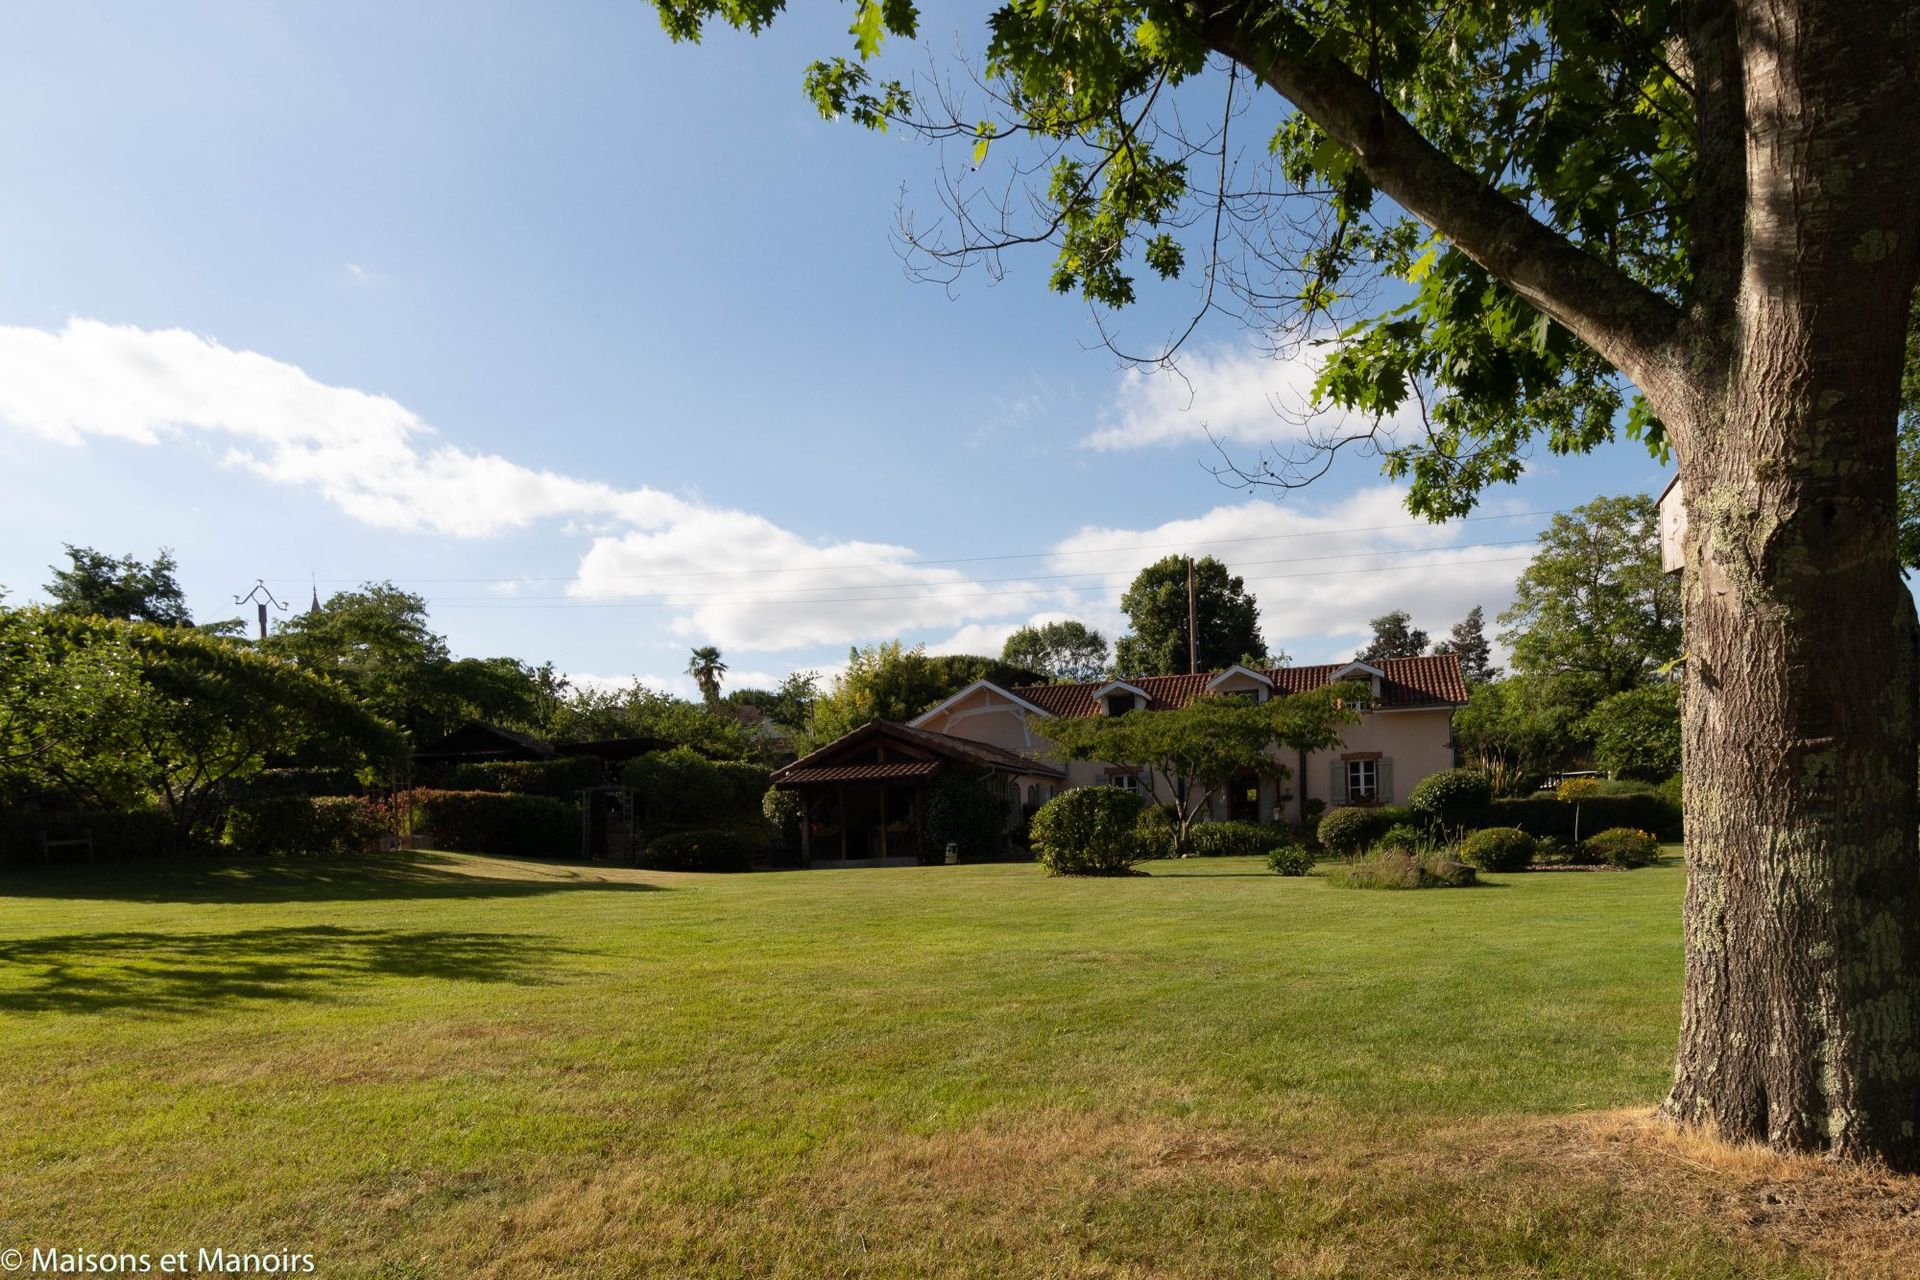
[1533,1110,1920,1278]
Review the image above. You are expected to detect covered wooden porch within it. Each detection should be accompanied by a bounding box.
[770,721,1064,868]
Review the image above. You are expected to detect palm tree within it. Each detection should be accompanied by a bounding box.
[687,645,727,706]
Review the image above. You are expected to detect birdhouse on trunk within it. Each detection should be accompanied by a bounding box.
[1658,474,1686,575]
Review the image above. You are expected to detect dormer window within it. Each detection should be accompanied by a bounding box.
[1105,692,1136,717]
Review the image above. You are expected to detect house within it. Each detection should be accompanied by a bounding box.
[907,653,1469,825]
[769,720,1065,867]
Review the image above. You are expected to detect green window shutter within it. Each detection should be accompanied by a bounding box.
[1330,758,1347,805]
[1379,758,1395,804]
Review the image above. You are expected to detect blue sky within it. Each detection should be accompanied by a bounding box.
[0,1,1668,696]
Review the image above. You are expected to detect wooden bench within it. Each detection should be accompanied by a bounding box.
[38,828,93,864]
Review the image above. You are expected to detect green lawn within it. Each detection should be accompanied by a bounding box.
[0,852,1878,1277]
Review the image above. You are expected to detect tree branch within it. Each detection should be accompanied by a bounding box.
[1186,2,1693,414]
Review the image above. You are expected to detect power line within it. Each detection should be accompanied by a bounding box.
[290,507,1564,587]
[427,553,1538,610]
[411,538,1542,604]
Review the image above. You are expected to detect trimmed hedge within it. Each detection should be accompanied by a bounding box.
[0,808,175,864]
[433,755,606,798]
[1316,804,1415,856]
[406,789,579,858]
[1031,786,1147,876]
[1488,793,1681,842]
[1189,820,1286,858]
[1459,826,1536,872]
[225,795,387,858]
[1583,826,1663,868]
[643,826,762,872]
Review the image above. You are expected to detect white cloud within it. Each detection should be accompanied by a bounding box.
[0,319,1532,667]
[1046,486,1529,665]
[1084,340,1424,452]
[0,318,683,537]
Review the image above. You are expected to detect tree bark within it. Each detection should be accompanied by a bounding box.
[1661,0,1920,1168]
[1191,0,1920,1166]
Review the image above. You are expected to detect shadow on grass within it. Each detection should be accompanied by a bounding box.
[0,849,662,904]
[0,924,569,1014]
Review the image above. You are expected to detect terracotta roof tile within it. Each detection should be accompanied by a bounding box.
[777,762,941,784]
[1007,653,1467,717]
[771,720,1065,785]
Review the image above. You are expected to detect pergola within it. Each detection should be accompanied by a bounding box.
[771,721,1064,867]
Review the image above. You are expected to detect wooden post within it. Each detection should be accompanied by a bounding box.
[799,791,813,865]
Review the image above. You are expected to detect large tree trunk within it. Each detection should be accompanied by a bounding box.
[1662,0,1920,1169]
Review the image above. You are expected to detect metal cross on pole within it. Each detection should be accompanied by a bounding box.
[233,580,290,641]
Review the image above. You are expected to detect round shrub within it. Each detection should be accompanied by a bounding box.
[1459,826,1536,872]
[1407,768,1493,831]
[761,786,802,839]
[1265,844,1315,876]
[1317,806,1380,856]
[1030,786,1147,876]
[1582,826,1662,868]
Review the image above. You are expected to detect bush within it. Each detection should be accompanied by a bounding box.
[1189,820,1284,857]
[1030,786,1147,876]
[921,775,1008,862]
[0,808,176,864]
[643,826,762,872]
[1487,793,1681,842]
[1657,773,1683,810]
[1132,805,1178,860]
[1265,844,1316,876]
[1407,768,1493,831]
[1533,834,1572,865]
[225,795,387,857]
[1458,826,1536,872]
[436,755,606,797]
[1329,849,1478,890]
[1317,806,1380,856]
[406,789,579,858]
[1371,821,1431,855]
[1316,804,1415,855]
[1582,826,1662,868]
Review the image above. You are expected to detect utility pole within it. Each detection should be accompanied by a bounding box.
[233,580,289,641]
[1186,555,1198,675]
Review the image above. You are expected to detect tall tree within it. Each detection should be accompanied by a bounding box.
[1002,619,1110,683]
[655,0,1920,1165]
[1113,556,1266,677]
[44,545,192,627]
[1355,610,1428,663]
[1432,606,1500,684]
[1499,495,1679,703]
[686,645,728,705]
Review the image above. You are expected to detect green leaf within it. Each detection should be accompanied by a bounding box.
[851,0,885,59]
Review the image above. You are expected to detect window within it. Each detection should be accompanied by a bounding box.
[1346,758,1378,802]
[1104,692,1135,717]
[1109,773,1144,794]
